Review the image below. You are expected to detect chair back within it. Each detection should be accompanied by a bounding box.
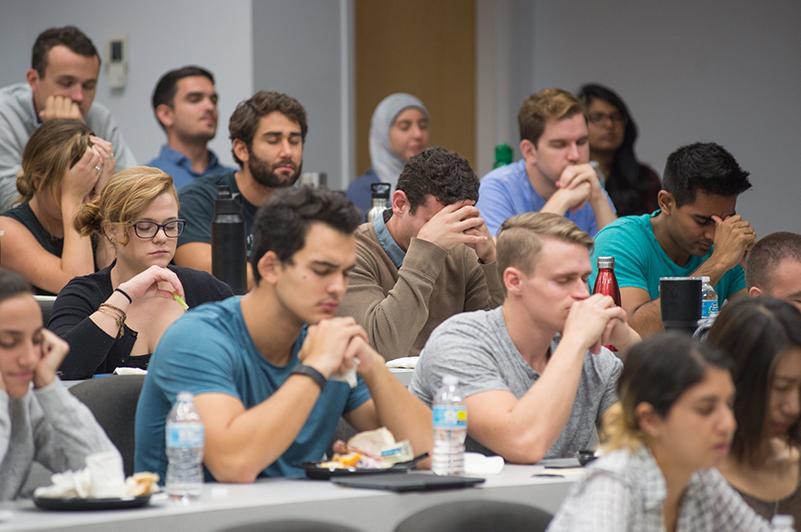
[394,499,553,532]
[34,295,56,325]
[69,375,146,476]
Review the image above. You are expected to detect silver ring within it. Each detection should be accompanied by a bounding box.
[94,165,102,173]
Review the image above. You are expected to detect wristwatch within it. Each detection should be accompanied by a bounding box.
[290,364,327,391]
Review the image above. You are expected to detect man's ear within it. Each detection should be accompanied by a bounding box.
[520,139,537,164]
[26,68,40,90]
[657,190,674,215]
[154,104,175,130]
[256,250,282,285]
[748,286,763,298]
[503,266,525,296]
[391,189,410,216]
[232,139,250,165]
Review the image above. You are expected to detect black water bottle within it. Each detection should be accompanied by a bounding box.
[211,185,246,294]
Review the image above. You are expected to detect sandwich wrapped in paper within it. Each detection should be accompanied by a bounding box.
[320,427,414,469]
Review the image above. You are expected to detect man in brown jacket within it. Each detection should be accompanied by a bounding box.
[339,146,504,359]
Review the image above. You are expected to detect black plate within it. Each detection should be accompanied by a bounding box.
[33,494,152,511]
[300,452,429,480]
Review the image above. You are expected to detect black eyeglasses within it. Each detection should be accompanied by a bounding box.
[588,112,626,125]
[129,219,186,239]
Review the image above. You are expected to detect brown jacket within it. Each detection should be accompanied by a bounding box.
[338,222,504,359]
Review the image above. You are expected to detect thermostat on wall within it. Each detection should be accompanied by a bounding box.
[107,35,128,90]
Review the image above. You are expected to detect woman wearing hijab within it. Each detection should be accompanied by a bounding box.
[347,93,430,216]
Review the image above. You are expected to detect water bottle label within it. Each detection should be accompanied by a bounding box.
[433,405,467,429]
[701,299,719,319]
[167,423,204,448]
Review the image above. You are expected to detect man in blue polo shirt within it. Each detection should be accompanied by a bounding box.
[477,88,616,236]
[146,66,235,189]
[590,142,756,338]
[134,186,432,482]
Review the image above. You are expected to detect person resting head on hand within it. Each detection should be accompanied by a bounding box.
[707,297,801,525]
[548,333,770,531]
[0,119,116,295]
[49,166,233,379]
[0,267,119,500]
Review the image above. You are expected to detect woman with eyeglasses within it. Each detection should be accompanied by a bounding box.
[49,167,233,379]
[577,84,661,216]
[0,119,116,295]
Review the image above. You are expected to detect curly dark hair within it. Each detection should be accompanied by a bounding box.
[249,186,361,285]
[31,26,99,76]
[229,91,308,167]
[662,142,751,207]
[396,146,479,214]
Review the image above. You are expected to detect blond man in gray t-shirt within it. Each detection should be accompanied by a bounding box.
[411,212,640,462]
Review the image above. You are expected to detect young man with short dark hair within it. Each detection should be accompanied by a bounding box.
[135,186,432,482]
[147,66,235,189]
[477,88,616,236]
[591,142,756,337]
[410,212,639,463]
[0,25,136,210]
[175,90,307,286]
[338,146,504,359]
[746,231,801,311]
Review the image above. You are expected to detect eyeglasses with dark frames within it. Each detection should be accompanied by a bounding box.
[128,219,186,239]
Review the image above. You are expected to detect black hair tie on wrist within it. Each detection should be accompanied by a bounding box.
[114,287,133,304]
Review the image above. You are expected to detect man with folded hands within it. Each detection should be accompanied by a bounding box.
[410,212,640,463]
[338,146,504,359]
[134,186,432,482]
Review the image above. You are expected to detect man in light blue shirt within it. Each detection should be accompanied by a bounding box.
[477,88,616,236]
[146,66,235,189]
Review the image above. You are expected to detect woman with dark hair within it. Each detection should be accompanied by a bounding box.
[0,268,118,500]
[707,297,801,524]
[548,333,769,531]
[577,84,661,216]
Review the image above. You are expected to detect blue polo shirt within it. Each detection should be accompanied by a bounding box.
[477,159,615,236]
[147,144,236,190]
[134,296,371,481]
[589,212,745,306]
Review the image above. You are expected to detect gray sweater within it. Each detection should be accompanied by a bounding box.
[0,380,118,500]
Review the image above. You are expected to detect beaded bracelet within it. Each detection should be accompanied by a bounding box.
[98,303,126,339]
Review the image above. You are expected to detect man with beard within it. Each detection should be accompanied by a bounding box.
[175,91,305,288]
[146,66,235,189]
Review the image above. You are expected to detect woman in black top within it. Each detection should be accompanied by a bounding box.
[577,84,661,216]
[0,120,115,295]
[49,167,233,379]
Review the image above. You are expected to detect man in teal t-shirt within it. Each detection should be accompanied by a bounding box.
[590,142,756,338]
[135,186,433,482]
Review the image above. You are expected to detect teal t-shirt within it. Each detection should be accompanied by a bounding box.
[134,296,371,481]
[589,212,745,305]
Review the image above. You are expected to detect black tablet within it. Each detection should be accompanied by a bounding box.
[332,473,485,492]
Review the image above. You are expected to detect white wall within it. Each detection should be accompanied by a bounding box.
[476,0,801,236]
[0,0,254,169]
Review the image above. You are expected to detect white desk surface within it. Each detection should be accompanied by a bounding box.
[0,464,581,532]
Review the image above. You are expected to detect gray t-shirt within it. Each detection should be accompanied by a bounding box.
[410,307,622,458]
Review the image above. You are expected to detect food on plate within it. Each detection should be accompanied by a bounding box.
[126,472,160,496]
[316,427,414,470]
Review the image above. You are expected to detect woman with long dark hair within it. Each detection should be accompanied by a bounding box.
[577,84,661,216]
[708,297,801,525]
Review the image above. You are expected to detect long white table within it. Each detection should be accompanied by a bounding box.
[0,465,580,532]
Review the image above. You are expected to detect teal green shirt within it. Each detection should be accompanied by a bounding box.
[589,212,745,306]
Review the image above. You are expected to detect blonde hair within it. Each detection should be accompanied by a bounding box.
[75,166,177,246]
[496,212,593,276]
[17,119,93,202]
[518,88,584,145]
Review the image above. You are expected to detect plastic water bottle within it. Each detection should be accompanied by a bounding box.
[366,182,391,223]
[166,392,204,500]
[211,185,246,295]
[771,514,795,532]
[700,276,719,320]
[431,375,467,476]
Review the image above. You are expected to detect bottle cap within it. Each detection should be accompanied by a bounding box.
[701,276,710,283]
[494,144,513,167]
[370,182,391,199]
[177,391,194,402]
[442,375,458,386]
[596,256,615,269]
